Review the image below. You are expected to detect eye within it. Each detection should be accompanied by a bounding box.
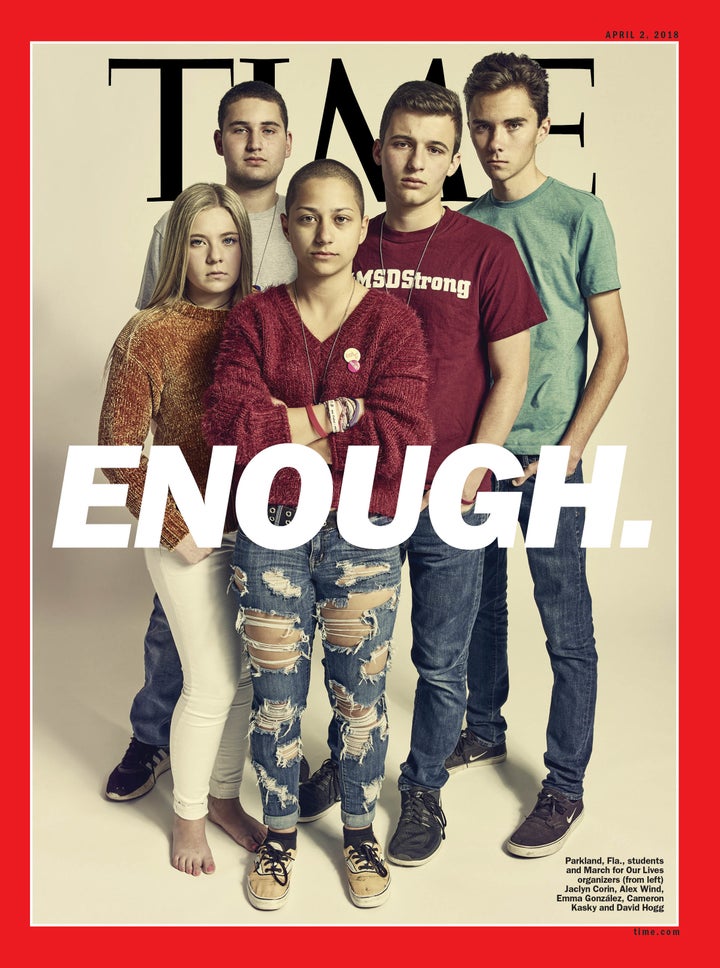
[222,235,239,245]
[189,238,205,247]
[335,216,350,224]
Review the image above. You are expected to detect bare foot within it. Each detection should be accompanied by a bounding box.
[172,815,216,876]
[208,795,267,852]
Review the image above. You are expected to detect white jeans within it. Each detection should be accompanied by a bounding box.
[144,533,251,820]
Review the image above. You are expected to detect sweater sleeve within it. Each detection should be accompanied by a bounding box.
[328,299,434,484]
[98,338,189,550]
[203,298,294,463]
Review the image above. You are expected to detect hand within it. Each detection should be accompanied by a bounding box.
[461,468,489,512]
[307,437,332,464]
[173,533,213,564]
[512,460,538,487]
[270,396,287,408]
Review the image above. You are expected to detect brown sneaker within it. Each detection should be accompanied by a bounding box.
[344,838,391,908]
[247,840,296,910]
[506,789,584,858]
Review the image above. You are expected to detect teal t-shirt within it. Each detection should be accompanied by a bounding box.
[462,177,621,452]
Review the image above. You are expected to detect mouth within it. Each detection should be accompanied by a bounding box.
[207,272,228,278]
[401,178,426,187]
[310,251,337,259]
[244,157,266,164]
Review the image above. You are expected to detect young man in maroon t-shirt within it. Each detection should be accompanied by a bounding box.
[299,80,545,867]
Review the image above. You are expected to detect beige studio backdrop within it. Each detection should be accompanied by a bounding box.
[32,42,677,926]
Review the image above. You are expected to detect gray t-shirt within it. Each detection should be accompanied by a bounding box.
[135,194,297,310]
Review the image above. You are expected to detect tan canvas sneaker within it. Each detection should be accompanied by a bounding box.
[344,839,391,908]
[247,840,296,910]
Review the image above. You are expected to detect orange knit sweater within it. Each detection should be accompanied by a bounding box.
[98,300,230,549]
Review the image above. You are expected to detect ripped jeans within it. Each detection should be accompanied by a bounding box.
[232,511,401,830]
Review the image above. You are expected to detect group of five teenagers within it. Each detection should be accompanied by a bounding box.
[105,82,301,808]
[100,51,628,905]
[204,159,433,908]
[99,183,265,875]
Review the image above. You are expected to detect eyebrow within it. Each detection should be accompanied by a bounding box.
[294,206,355,214]
[473,115,528,125]
[228,120,282,128]
[390,133,450,151]
[189,231,239,238]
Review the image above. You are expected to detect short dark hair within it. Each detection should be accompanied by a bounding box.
[217,81,289,131]
[463,53,549,125]
[379,80,463,155]
[285,159,365,216]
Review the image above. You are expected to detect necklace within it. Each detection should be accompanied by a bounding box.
[186,295,231,310]
[292,279,356,404]
[379,209,444,305]
[252,196,279,292]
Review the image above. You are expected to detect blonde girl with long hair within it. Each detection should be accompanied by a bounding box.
[99,183,266,876]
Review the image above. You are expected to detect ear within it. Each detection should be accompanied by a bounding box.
[214,129,224,157]
[536,116,551,145]
[280,212,290,241]
[372,139,383,167]
[358,214,370,246]
[285,130,293,159]
[447,151,461,178]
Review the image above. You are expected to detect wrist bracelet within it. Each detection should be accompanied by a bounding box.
[346,397,361,428]
[305,404,328,438]
[461,496,476,506]
[325,398,341,434]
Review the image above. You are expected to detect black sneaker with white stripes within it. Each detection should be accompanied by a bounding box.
[105,736,171,801]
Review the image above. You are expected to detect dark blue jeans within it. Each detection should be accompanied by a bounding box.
[129,595,183,747]
[398,507,486,792]
[466,459,596,799]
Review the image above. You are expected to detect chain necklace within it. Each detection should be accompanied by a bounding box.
[252,196,279,292]
[379,209,445,305]
[186,295,231,309]
[292,279,356,404]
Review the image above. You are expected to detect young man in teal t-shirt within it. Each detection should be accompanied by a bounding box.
[448,52,629,857]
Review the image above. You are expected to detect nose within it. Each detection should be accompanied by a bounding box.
[246,127,262,152]
[406,146,425,171]
[314,217,333,244]
[488,127,504,152]
[206,242,223,263]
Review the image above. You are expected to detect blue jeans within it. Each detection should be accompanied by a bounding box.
[398,506,486,792]
[466,459,597,799]
[233,510,402,830]
[129,595,183,747]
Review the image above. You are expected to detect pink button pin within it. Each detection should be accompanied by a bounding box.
[347,360,361,373]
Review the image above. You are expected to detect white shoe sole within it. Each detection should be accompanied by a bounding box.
[349,880,391,908]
